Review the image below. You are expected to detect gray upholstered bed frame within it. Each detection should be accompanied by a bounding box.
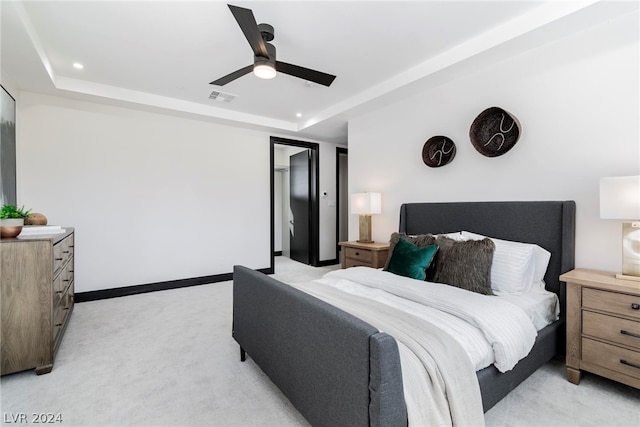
[233,201,576,427]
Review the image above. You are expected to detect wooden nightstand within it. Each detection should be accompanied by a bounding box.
[339,241,389,269]
[561,268,640,389]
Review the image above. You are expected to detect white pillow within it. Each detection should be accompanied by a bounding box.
[530,245,551,291]
[441,231,466,241]
[461,231,548,294]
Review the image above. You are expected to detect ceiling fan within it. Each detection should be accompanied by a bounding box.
[210,4,336,87]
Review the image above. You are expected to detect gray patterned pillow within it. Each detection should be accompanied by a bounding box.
[429,235,495,295]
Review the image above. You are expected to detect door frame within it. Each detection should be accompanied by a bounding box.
[335,147,348,257]
[270,136,320,273]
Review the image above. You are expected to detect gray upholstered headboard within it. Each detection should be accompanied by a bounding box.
[398,201,576,313]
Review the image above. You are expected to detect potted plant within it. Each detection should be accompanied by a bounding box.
[0,205,31,238]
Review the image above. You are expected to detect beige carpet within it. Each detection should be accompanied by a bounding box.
[1,257,638,426]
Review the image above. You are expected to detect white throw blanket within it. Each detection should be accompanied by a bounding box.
[322,267,538,372]
[291,280,485,427]
[290,267,541,426]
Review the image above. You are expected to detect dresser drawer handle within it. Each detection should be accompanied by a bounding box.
[55,257,63,261]
[63,250,70,254]
[621,329,640,339]
[620,359,640,370]
[632,303,640,310]
[55,323,63,327]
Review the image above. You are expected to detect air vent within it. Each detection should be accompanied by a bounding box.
[209,90,236,103]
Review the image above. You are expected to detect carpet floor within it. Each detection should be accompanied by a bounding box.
[1,257,638,426]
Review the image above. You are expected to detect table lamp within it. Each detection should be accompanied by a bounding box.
[351,192,381,243]
[600,175,640,281]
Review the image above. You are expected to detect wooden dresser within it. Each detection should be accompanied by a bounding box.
[1,228,75,375]
[339,241,389,269]
[561,268,640,388]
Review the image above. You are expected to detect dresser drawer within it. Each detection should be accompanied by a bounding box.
[61,260,74,293]
[345,247,372,263]
[53,234,74,276]
[53,291,73,342]
[583,288,640,320]
[582,338,640,380]
[53,275,64,306]
[583,311,640,350]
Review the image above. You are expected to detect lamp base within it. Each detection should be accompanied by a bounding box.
[620,222,640,280]
[358,215,373,243]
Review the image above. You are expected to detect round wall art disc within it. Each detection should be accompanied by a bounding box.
[422,136,456,168]
[469,107,521,157]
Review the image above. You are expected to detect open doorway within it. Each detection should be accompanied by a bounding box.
[270,137,320,273]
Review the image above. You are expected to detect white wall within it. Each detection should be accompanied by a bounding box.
[15,91,346,292]
[13,91,346,293]
[348,11,639,273]
[318,141,345,260]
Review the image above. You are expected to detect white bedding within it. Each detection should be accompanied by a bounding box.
[291,278,485,427]
[317,267,556,372]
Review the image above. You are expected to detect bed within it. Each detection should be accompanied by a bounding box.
[232,201,576,427]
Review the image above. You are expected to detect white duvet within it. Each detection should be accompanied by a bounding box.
[316,267,542,372]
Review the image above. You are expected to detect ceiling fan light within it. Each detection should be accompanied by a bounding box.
[254,62,276,80]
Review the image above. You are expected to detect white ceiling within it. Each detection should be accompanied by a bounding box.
[2,1,637,143]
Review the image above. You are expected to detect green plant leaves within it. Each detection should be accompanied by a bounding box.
[0,204,31,219]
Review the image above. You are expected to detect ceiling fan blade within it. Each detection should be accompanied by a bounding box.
[228,4,269,58]
[276,61,336,87]
[210,65,253,86]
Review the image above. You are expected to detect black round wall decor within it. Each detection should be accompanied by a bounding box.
[469,107,521,157]
[422,136,456,168]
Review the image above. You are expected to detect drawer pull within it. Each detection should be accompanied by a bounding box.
[632,303,640,310]
[621,329,640,339]
[55,291,63,294]
[63,279,70,282]
[355,252,359,255]
[620,359,640,370]
[63,250,70,254]
[55,323,63,327]
[55,257,63,261]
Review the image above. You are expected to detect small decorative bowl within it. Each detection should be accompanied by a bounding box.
[0,218,24,239]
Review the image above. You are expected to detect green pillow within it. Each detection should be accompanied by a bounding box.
[386,238,438,280]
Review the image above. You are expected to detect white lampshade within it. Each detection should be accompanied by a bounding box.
[351,192,382,215]
[600,176,640,220]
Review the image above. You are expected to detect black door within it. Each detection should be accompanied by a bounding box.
[289,149,311,264]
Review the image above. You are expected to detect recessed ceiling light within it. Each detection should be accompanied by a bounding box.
[72,62,84,70]
[296,113,302,118]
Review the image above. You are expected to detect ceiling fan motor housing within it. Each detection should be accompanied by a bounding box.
[257,23,274,42]
[255,43,276,65]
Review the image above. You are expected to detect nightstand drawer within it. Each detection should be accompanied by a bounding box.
[583,311,640,350]
[582,338,640,380]
[344,258,371,268]
[345,247,373,263]
[583,288,640,320]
